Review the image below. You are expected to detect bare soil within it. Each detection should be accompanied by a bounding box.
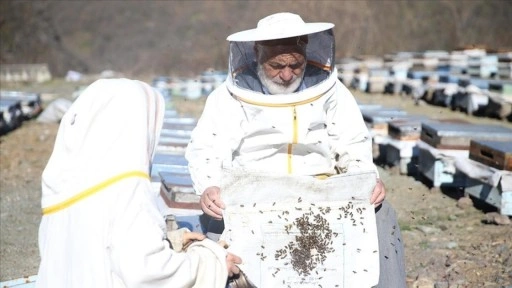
[1,80,511,287]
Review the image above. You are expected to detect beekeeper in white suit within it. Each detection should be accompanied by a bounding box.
[36,78,241,288]
[185,12,406,287]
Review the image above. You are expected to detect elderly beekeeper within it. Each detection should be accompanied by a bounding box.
[36,78,241,288]
[186,12,407,287]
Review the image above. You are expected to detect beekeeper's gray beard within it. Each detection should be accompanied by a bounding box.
[257,65,304,95]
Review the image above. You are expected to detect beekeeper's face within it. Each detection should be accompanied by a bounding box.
[255,41,306,94]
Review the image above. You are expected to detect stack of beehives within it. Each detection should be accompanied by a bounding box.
[0,90,42,135]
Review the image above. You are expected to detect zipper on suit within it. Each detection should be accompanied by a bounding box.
[287,106,298,173]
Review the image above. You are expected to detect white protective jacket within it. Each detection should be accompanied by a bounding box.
[185,29,376,195]
[36,79,228,288]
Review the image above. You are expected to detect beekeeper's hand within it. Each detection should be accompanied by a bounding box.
[226,252,242,277]
[182,231,206,250]
[217,240,241,276]
[167,228,206,252]
[370,178,385,207]
[200,186,225,220]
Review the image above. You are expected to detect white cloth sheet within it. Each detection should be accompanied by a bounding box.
[220,169,379,288]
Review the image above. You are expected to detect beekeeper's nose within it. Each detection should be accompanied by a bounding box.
[279,67,294,82]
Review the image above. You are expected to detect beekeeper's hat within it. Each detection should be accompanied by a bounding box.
[227,12,334,42]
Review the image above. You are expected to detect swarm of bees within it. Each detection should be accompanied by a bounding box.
[274,210,335,276]
[233,197,375,285]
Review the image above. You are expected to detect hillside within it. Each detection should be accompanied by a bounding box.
[1,1,512,78]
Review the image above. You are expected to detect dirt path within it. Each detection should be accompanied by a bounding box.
[1,82,511,287]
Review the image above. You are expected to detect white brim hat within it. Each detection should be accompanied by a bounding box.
[227,12,334,42]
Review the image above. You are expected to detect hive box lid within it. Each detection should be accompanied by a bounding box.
[388,115,431,140]
[362,108,408,124]
[420,122,512,150]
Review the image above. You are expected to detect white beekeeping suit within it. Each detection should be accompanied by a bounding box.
[185,13,376,196]
[36,78,228,288]
[185,13,406,288]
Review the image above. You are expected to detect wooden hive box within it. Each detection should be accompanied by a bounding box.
[0,91,42,119]
[160,128,192,139]
[158,136,189,148]
[151,153,189,177]
[362,108,408,136]
[392,118,468,142]
[469,140,512,171]
[420,122,512,150]
[159,171,200,211]
[163,117,197,125]
[158,115,196,151]
[388,121,422,141]
[161,116,197,132]
[0,98,23,134]
[162,122,197,131]
[388,115,430,141]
